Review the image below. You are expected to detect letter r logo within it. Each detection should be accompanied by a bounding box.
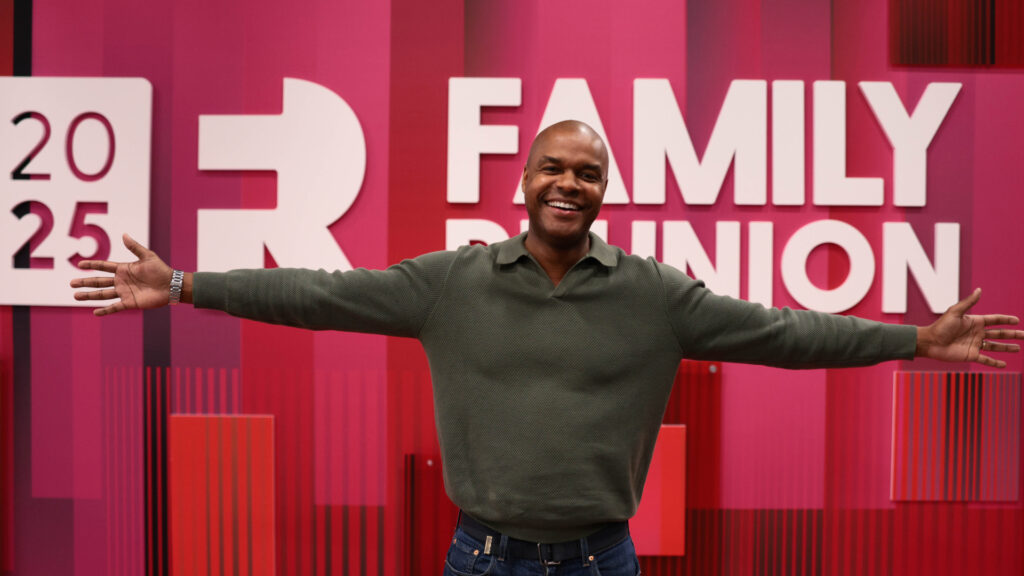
[197,78,365,271]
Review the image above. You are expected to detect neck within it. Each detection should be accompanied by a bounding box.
[523,232,590,286]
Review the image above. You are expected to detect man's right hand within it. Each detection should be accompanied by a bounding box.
[70,233,188,316]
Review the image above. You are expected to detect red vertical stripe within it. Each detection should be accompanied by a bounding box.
[237,418,252,576]
[911,373,921,499]
[930,373,940,500]
[251,417,275,576]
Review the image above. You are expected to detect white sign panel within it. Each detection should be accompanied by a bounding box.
[0,77,151,306]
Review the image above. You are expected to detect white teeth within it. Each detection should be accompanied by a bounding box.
[546,200,579,211]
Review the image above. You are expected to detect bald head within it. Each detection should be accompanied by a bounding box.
[527,120,609,179]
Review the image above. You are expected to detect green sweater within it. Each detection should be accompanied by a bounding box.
[193,233,916,542]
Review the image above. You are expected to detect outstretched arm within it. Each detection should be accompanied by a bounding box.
[916,288,1024,368]
[70,234,192,316]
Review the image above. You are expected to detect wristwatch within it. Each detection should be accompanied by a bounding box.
[169,269,184,305]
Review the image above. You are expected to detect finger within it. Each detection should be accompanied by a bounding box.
[981,314,1020,326]
[94,301,126,317]
[982,341,1020,353]
[975,354,1007,369]
[77,259,118,273]
[70,276,115,289]
[74,288,118,301]
[123,233,151,260]
[948,287,982,316]
[984,329,1024,341]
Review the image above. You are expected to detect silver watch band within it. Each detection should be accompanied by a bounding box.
[169,269,184,305]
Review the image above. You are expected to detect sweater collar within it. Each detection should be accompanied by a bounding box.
[495,232,618,268]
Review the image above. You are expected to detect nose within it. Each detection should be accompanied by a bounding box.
[555,169,581,193]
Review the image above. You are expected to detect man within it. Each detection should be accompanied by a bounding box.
[73,121,1022,575]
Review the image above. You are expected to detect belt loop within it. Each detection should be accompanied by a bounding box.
[498,534,509,562]
[580,535,591,567]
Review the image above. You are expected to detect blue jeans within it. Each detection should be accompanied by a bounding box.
[441,526,642,576]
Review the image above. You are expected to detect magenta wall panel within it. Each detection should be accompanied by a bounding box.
[892,372,1020,501]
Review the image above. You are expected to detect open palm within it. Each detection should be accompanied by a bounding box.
[70,234,173,316]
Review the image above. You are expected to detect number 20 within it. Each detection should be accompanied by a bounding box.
[11,111,116,181]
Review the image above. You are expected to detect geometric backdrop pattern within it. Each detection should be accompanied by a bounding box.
[891,372,1020,501]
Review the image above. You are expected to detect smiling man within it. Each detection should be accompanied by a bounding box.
[72,120,1023,576]
[521,121,609,286]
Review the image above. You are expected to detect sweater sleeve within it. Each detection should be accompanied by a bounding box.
[657,261,917,368]
[191,250,456,338]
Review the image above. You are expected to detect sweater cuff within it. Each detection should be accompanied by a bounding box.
[191,271,230,310]
[883,323,918,360]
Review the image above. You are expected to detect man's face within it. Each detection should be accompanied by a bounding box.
[521,126,608,250]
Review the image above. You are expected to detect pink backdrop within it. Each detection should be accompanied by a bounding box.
[3,0,1023,574]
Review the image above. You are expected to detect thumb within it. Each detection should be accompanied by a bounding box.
[947,287,981,317]
[122,233,151,260]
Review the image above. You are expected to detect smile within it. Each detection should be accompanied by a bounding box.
[545,200,581,211]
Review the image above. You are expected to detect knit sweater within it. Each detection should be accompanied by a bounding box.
[193,233,917,542]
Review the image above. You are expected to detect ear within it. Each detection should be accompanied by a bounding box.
[521,166,528,192]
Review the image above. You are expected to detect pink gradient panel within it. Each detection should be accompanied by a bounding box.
[29,308,72,497]
[632,425,686,557]
[719,366,826,509]
[314,369,387,506]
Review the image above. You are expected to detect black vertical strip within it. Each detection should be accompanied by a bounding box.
[12,0,31,76]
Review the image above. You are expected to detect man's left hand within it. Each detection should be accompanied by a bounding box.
[916,288,1024,368]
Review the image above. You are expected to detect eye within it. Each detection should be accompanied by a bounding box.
[541,165,560,174]
[581,172,600,182]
